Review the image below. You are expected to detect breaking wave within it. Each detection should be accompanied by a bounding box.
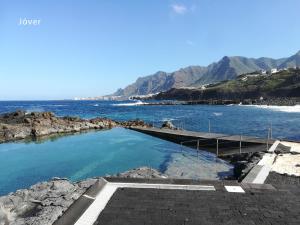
[241,105,300,113]
[112,100,147,106]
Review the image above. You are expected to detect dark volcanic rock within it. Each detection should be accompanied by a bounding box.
[161,121,177,130]
[221,152,265,181]
[118,119,151,128]
[0,178,98,225]
[274,143,291,154]
[0,111,118,143]
[113,167,167,179]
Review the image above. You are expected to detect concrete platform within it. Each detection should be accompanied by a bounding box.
[54,177,300,225]
[94,179,299,225]
[129,126,273,156]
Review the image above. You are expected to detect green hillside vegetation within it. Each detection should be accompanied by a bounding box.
[155,68,300,101]
[211,68,300,94]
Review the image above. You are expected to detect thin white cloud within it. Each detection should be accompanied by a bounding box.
[171,4,188,15]
[186,40,195,46]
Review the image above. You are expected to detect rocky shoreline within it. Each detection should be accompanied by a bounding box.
[0,111,150,144]
[134,97,300,106]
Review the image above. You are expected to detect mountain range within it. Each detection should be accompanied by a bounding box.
[113,50,300,97]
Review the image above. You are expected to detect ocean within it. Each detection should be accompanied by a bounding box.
[1,100,300,140]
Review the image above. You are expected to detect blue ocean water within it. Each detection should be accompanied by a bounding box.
[0,100,299,140]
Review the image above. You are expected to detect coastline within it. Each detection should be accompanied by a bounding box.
[0,111,150,144]
[131,97,300,106]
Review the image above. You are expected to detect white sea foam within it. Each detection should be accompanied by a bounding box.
[161,118,176,121]
[213,112,223,116]
[93,104,99,107]
[241,104,300,113]
[112,100,148,106]
[25,107,44,114]
[49,104,66,107]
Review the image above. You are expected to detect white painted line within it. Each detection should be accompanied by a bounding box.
[74,184,117,225]
[268,140,280,152]
[74,182,216,225]
[82,194,96,200]
[225,186,245,193]
[109,182,216,191]
[252,165,272,184]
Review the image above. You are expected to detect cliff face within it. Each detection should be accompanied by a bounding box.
[155,68,300,101]
[114,66,208,97]
[113,51,300,97]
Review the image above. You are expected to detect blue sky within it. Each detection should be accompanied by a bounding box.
[0,0,299,100]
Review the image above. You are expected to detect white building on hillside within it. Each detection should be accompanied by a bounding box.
[260,70,267,75]
[271,68,278,74]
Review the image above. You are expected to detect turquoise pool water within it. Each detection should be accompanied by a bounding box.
[0,128,225,196]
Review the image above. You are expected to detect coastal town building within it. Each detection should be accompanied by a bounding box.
[260,70,267,75]
[271,68,278,74]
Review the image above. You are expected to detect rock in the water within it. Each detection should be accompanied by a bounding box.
[161,120,177,130]
[0,111,118,143]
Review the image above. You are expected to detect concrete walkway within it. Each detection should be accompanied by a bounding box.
[242,140,300,184]
[130,126,272,156]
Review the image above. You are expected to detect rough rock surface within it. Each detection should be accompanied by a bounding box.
[0,111,117,143]
[118,119,151,128]
[0,178,97,225]
[113,167,167,179]
[221,152,265,181]
[0,111,152,143]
